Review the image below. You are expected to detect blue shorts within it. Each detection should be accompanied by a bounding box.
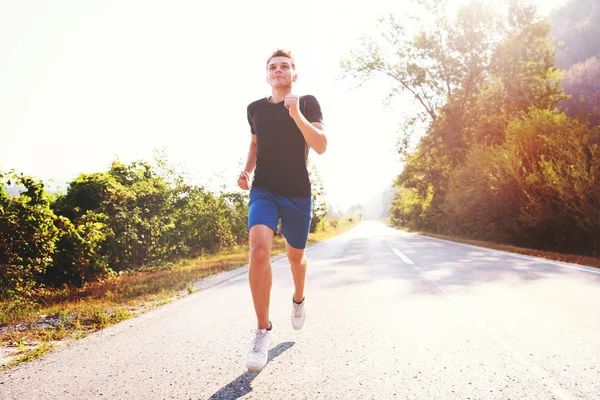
[248,188,313,249]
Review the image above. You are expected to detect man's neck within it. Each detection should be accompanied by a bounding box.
[268,87,292,103]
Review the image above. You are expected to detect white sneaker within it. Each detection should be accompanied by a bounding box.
[246,327,274,371]
[291,298,306,330]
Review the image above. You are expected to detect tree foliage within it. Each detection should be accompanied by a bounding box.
[343,0,600,256]
[0,157,253,299]
[1,150,330,298]
[1,172,58,298]
[308,161,328,233]
[560,57,600,126]
[550,0,600,126]
[550,0,600,69]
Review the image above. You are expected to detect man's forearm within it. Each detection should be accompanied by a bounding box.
[244,141,257,173]
[292,114,327,155]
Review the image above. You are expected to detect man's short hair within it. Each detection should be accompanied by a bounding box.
[266,49,296,70]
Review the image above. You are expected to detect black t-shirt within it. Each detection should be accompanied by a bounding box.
[247,95,323,198]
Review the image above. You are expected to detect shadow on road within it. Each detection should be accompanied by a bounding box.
[208,341,295,399]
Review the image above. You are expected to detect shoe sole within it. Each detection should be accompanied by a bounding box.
[292,303,305,330]
[246,337,275,372]
[292,319,305,330]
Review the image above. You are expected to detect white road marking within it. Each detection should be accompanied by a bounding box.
[390,247,415,265]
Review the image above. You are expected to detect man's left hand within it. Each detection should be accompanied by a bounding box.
[284,94,300,118]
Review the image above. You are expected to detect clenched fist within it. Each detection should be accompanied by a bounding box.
[284,93,300,117]
[237,170,251,190]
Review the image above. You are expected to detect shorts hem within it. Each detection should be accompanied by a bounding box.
[248,221,277,234]
[285,240,307,250]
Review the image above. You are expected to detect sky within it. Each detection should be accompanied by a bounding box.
[0,0,567,212]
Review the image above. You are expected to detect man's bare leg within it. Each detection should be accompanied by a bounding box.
[249,225,274,329]
[286,242,307,303]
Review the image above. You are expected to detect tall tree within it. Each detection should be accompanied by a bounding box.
[491,0,565,117]
[344,0,573,240]
[341,0,499,154]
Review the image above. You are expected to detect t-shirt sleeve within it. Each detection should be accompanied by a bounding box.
[301,95,324,124]
[247,105,256,135]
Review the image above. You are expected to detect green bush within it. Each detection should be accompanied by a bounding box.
[45,213,112,287]
[0,173,58,299]
[1,153,326,292]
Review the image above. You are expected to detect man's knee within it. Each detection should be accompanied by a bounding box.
[249,224,274,266]
[250,243,271,266]
[287,249,306,266]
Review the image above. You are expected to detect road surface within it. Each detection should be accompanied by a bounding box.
[1,221,599,399]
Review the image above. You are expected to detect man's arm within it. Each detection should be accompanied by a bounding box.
[293,116,327,155]
[284,94,327,155]
[237,134,257,190]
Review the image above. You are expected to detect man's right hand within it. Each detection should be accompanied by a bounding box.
[237,170,251,190]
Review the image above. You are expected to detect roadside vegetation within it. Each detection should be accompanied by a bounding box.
[343,0,600,259]
[0,151,359,370]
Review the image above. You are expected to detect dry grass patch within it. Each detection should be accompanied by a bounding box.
[3,343,56,370]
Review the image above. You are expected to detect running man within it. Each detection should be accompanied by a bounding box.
[237,49,327,371]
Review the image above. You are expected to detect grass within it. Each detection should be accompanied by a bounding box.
[0,219,358,371]
[4,343,56,369]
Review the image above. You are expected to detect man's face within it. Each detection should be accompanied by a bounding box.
[266,56,296,88]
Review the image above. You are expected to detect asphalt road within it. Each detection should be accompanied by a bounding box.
[1,221,599,399]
